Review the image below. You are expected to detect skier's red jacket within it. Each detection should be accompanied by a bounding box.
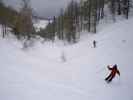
[108,65,120,77]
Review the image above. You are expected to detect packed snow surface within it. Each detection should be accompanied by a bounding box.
[0,18,133,100]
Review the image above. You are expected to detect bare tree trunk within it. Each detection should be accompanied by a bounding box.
[101,0,104,19]
[88,0,92,32]
[111,0,116,22]
[117,0,121,15]
[2,23,7,38]
[126,0,130,19]
[94,0,98,33]
[2,24,5,38]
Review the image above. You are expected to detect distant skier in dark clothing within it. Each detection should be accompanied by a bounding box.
[93,40,96,48]
[105,64,120,83]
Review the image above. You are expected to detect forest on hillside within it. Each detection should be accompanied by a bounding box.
[0,0,132,43]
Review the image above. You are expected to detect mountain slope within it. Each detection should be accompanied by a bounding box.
[0,18,133,100]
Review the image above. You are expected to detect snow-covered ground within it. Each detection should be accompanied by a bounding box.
[0,17,133,100]
[34,19,49,31]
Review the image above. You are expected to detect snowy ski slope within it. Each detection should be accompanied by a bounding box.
[0,18,133,100]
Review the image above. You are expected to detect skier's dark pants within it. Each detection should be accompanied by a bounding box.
[108,75,114,82]
[105,74,114,82]
[105,74,111,80]
[93,43,96,48]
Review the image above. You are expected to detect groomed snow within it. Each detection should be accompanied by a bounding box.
[0,18,133,100]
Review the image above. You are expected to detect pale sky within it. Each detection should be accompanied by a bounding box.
[4,0,79,18]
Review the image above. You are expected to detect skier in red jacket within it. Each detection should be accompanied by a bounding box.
[105,64,120,83]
